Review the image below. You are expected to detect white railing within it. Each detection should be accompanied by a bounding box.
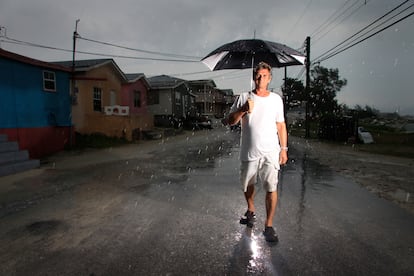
[104,105,129,116]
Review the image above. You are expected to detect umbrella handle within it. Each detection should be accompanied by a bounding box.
[249,54,254,95]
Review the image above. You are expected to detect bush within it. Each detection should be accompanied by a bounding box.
[72,132,128,149]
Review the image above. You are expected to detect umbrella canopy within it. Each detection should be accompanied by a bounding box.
[202,39,305,71]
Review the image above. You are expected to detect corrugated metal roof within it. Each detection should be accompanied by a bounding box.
[0,48,71,72]
[147,75,187,89]
[52,58,127,81]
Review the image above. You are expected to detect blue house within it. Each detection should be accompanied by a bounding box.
[0,49,72,158]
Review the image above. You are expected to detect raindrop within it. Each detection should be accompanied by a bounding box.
[393,58,399,67]
[125,161,129,165]
[198,149,202,154]
[118,173,123,180]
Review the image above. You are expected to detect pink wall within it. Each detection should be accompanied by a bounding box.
[122,79,149,115]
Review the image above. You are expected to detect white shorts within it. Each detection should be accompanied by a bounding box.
[240,154,279,193]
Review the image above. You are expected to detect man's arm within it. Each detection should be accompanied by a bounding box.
[277,121,288,165]
[226,101,249,126]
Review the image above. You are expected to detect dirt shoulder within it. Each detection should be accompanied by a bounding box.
[290,136,414,215]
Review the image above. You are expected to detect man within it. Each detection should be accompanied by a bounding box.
[227,61,288,243]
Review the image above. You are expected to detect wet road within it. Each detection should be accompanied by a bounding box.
[0,127,413,275]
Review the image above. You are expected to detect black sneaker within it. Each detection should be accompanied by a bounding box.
[239,211,256,228]
[263,226,279,243]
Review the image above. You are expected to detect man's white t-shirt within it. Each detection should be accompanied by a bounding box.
[230,91,285,162]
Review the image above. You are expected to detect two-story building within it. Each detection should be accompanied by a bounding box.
[147,75,196,127]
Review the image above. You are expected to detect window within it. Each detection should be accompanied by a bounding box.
[175,91,181,105]
[43,71,56,92]
[134,90,141,107]
[93,87,102,112]
[110,90,116,106]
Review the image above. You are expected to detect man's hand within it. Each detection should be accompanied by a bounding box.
[279,150,288,165]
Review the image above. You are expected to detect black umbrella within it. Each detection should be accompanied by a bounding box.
[201,39,305,70]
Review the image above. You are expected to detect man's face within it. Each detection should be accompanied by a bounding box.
[254,68,272,89]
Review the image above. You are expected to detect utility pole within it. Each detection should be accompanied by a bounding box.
[70,19,80,147]
[0,26,6,48]
[305,36,311,138]
[72,19,80,76]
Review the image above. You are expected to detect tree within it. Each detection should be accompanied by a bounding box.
[309,65,347,117]
[354,105,379,118]
[281,77,305,109]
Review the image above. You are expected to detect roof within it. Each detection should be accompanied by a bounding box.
[53,58,127,81]
[125,73,145,82]
[125,73,151,89]
[188,79,217,88]
[0,48,71,72]
[218,89,234,96]
[147,75,188,89]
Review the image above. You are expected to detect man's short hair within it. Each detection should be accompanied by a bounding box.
[253,61,272,78]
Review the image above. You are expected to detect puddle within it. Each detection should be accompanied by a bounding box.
[390,189,411,203]
[26,220,64,235]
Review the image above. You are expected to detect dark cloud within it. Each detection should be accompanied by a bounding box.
[1,0,413,114]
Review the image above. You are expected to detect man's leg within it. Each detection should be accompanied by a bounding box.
[263,191,279,242]
[265,191,277,227]
[245,184,256,213]
[240,184,257,227]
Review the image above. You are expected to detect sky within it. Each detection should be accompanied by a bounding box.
[1,0,413,115]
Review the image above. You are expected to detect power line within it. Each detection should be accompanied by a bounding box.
[312,0,371,46]
[0,36,200,63]
[316,9,414,63]
[287,0,314,35]
[310,0,355,38]
[78,36,202,60]
[313,0,412,62]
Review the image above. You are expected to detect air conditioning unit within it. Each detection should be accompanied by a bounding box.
[104,106,113,115]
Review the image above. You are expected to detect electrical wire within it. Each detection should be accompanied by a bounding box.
[78,36,202,60]
[1,34,251,83]
[313,0,412,63]
[0,36,200,63]
[287,0,314,35]
[315,9,414,63]
[312,0,371,46]
[310,0,355,38]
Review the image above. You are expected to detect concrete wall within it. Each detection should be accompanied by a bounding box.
[82,113,153,141]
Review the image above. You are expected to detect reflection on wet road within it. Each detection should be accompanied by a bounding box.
[0,128,413,275]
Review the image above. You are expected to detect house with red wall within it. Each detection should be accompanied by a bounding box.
[0,49,72,159]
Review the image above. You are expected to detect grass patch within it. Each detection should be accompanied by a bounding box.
[68,132,129,150]
[356,131,414,158]
[289,120,414,159]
